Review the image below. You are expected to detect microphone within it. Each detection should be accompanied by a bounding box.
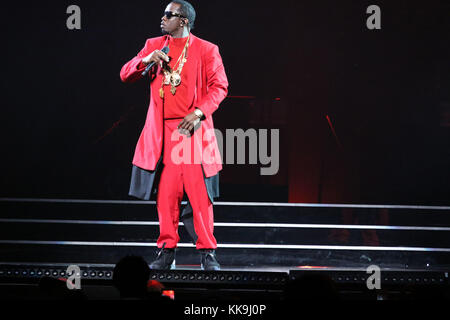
[142,46,170,77]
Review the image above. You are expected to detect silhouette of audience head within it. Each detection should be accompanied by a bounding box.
[284,273,340,301]
[113,255,152,299]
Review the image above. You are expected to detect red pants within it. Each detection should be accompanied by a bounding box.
[156,119,217,250]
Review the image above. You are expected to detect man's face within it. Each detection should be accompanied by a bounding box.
[161,3,184,35]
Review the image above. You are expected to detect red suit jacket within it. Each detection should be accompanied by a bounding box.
[120,33,228,179]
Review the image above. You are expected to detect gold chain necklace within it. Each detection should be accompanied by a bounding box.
[159,35,190,98]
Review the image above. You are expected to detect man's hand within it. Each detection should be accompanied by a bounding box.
[142,50,170,67]
[178,111,201,136]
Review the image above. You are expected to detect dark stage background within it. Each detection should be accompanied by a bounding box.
[0,0,449,204]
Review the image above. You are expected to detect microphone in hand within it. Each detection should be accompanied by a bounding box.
[142,46,170,77]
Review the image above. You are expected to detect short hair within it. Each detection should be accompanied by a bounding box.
[171,0,196,30]
[113,255,150,297]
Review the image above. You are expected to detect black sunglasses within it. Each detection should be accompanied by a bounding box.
[163,11,186,19]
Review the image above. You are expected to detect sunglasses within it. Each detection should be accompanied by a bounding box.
[163,11,186,19]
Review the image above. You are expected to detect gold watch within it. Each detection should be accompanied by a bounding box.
[194,108,203,119]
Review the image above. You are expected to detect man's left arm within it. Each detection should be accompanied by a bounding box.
[195,44,229,118]
[178,45,228,134]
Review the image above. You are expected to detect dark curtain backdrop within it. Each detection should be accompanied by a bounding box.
[0,0,448,204]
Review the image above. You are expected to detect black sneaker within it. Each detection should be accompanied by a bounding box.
[149,247,176,270]
[200,249,220,271]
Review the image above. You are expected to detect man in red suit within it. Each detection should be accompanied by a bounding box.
[120,1,228,270]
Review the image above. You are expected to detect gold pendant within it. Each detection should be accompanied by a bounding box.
[164,73,171,85]
[170,85,176,95]
[170,73,181,87]
[159,87,164,99]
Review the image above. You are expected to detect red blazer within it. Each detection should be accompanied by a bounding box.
[120,33,228,178]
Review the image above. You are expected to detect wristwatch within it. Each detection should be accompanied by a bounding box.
[194,108,204,119]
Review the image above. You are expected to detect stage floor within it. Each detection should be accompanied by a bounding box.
[1,198,449,300]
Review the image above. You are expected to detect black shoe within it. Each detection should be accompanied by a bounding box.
[200,249,220,271]
[149,247,176,270]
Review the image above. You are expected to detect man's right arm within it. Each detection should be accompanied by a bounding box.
[120,40,151,83]
[120,39,170,84]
